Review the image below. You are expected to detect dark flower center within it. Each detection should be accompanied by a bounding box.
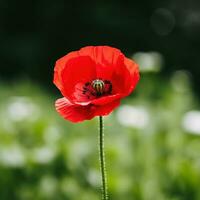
[82,79,112,99]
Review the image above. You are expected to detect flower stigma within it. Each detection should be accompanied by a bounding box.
[92,79,105,95]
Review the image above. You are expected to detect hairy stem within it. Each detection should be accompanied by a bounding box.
[99,116,108,200]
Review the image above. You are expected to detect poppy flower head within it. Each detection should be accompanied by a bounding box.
[54,46,140,123]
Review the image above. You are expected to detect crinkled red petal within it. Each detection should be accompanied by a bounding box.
[55,97,120,123]
[53,51,78,96]
[124,57,140,95]
[61,56,96,101]
[93,99,121,116]
[55,97,94,123]
[79,46,125,80]
[91,94,122,105]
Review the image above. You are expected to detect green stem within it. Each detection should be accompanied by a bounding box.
[99,116,108,200]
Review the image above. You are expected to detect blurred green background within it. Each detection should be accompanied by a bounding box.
[1,0,200,200]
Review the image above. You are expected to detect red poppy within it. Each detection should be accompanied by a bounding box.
[53,46,140,122]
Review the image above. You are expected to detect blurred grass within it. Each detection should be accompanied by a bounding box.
[0,70,200,200]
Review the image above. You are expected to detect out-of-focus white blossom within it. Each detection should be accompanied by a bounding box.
[7,96,40,121]
[43,125,61,144]
[182,111,200,135]
[0,145,26,167]
[132,52,163,73]
[32,147,57,164]
[116,105,150,129]
[87,169,100,187]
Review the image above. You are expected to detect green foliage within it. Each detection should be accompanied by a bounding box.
[0,73,199,200]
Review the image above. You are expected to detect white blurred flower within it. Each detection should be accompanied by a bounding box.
[132,52,163,73]
[0,145,26,167]
[43,125,61,144]
[182,111,200,135]
[116,105,150,129]
[32,147,57,164]
[7,96,40,121]
[87,169,100,187]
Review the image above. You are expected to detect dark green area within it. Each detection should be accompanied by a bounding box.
[0,0,200,94]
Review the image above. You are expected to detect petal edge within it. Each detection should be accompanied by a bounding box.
[55,97,94,123]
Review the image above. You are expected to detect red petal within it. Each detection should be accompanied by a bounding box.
[55,97,94,123]
[91,94,122,105]
[61,56,96,101]
[55,97,120,123]
[124,57,140,95]
[78,46,139,96]
[53,51,78,96]
[110,62,131,94]
[111,57,140,96]
[79,46,125,80]
[93,99,121,116]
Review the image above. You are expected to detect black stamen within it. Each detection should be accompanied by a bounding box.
[81,79,112,98]
[85,82,90,86]
[104,80,111,84]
